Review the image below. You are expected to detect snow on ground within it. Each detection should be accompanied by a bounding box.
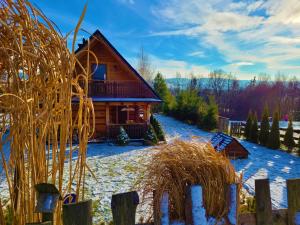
[0,114,299,222]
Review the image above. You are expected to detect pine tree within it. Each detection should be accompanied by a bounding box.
[144,125,158,145]
[267,111,280,149]
[116,126,129,146]
[153,72,175,114]
[245,110,253,140]
[283,117,295,152]
[150,114,166,142]
[201,96,218,131]
[259,105,270,146]
[250,112,258,143]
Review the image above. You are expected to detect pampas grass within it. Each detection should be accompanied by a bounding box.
[138,139,240,222]
[0,0,95,224]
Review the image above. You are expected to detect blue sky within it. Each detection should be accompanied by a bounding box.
[31,0,300,80]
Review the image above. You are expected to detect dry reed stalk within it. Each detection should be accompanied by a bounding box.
[0,0,95,224]
[138,139,240,223]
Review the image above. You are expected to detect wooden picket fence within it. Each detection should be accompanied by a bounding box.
[230,122,300,144]
[111,178,300,225]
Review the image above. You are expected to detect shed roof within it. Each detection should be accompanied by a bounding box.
[211,132,234,152]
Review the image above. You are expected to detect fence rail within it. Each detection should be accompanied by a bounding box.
[230,122,300,144]
[111,178,300,225]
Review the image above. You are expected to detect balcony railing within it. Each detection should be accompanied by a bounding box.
[87,80,154,98]
[108,123,148,139]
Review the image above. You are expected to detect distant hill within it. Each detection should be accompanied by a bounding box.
[166,78,250,90]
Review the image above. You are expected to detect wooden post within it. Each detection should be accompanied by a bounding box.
[62,199,92,225]
[287,179,300,225]
[255,179,273,225]
[185,185,207,225]
[111,191,139,225]
[228,184,238,225]
[160,192,169,225]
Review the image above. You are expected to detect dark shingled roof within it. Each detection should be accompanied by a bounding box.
[211,132,234,152]
[75,30,161,101]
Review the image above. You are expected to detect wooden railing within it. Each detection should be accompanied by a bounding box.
[87,80,154,98]
[107,123,148,140]
[111,178,300,225]
[230,122,300,144]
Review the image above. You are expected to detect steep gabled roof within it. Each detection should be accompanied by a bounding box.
[75,30,161,100]
[211,132,249,154]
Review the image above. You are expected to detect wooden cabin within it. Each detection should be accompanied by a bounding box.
[211,132,249,159]
[73,30,161,140]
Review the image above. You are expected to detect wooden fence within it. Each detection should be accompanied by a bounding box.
[111,178,300,225]
[230,122,300,144]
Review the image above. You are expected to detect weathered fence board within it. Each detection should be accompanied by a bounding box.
[62,200,92,225]
[111,191,139,225]
[287,179,300,225]
[255,179,273,225]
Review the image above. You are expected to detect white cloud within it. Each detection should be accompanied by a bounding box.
[151,0,300,77]
[188,51,205,57]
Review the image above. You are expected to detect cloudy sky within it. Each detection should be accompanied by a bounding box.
[31,0,300,80]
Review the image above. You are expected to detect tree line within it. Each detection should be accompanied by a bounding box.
[244,106,300,155]
[152,73,219,131]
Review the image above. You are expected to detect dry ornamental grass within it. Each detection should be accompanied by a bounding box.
[138,139,241,223]
[0,0,95,224]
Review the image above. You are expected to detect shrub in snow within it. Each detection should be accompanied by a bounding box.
[144,125,158,145]
[116,126,129,146]
[245,110,253,141]
[259,105,270,146]
[267,111,280,149]
[201,96,218,131]
[283,118,295,152]
[150,114,166,142]
[250,112,258,143]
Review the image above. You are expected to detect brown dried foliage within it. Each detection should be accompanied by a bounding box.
[0,0,95,224]
[139,139,240,222]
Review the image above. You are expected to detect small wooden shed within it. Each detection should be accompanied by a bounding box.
[211,132,249,159]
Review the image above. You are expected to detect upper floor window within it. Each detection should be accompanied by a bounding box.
[91,64,107,80]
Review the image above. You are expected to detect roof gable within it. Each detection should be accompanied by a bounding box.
[75,30,161,100]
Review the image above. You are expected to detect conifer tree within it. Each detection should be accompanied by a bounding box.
[201,96,218,131]
[283,117,295,152]
[153,72,175,114]
[116,126,129,146]
[267,111,280,149]
[150,114,166,142]
[144,125,158,145]
[250,112,258,143]
[245,110,253,140]
[259,105,270,146]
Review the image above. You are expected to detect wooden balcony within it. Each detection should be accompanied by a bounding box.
[107,123,148,140]
[87,80,154,98]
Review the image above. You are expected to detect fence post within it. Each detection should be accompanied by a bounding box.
[111,191,139,225]
[255,179,273,225]
[185,185,208,225]
[228,184,238,225]
[160,192,169,225]
[287,179,300,225]
[62,200,93,225]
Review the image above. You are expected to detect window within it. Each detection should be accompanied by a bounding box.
[91,64,107,80]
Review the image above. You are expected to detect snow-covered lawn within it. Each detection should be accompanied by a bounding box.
[0,114,299,222]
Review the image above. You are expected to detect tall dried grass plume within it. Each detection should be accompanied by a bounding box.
[138,139,240,222]
[0,0,95,224]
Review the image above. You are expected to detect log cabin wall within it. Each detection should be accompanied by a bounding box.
[76,39,139,82]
